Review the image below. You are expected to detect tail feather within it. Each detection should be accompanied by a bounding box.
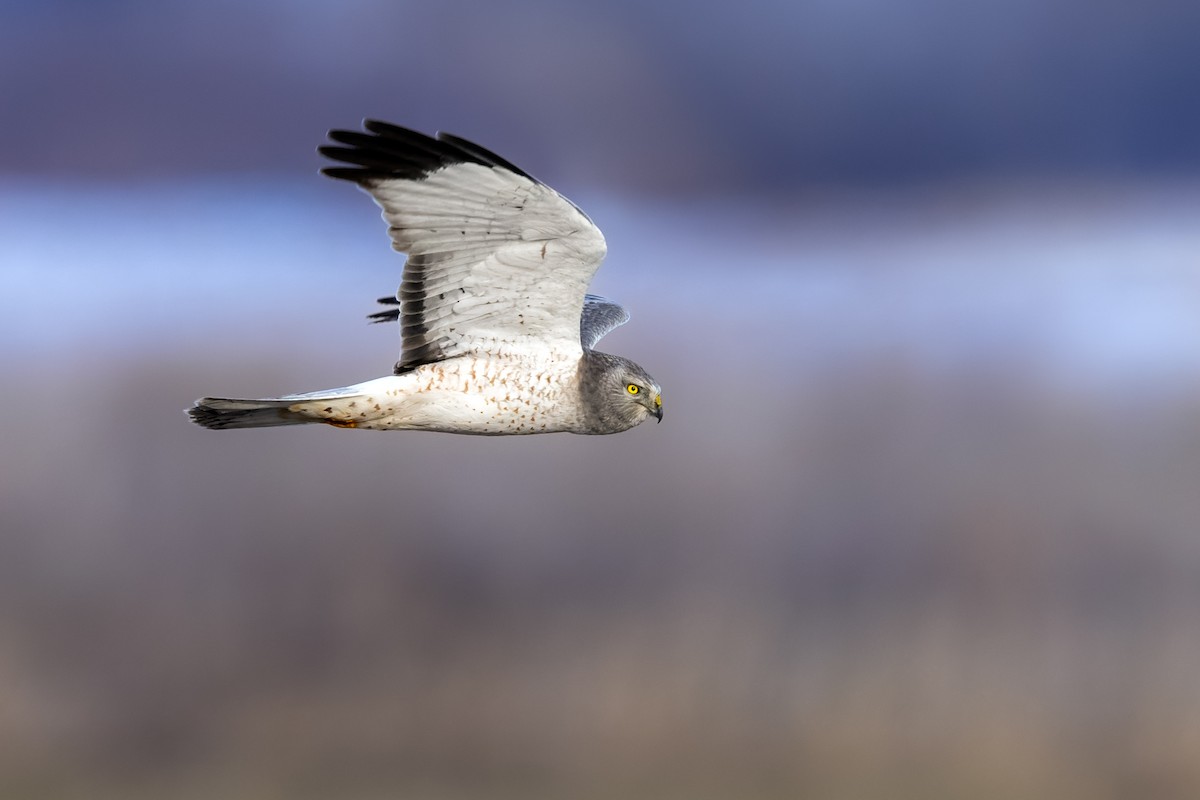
[189,379,389,430]
[187,397,314,430]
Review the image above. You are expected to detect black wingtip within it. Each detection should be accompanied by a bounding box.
[435,131,533,180]
[367,308,400,324]
[319,121,534,184]
[365,295,400,324]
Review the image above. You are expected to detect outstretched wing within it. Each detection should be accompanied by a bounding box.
[320,121,607,371]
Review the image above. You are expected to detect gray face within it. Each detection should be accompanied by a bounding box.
[614,362,663,425]
[580,352,664,434]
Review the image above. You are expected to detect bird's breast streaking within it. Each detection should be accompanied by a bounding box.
[305,355,586,434]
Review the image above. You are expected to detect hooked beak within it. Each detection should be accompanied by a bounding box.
[652,394,663,423]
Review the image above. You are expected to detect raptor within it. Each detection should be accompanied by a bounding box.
[188,121,663,435]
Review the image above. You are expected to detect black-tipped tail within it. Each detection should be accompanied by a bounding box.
[187,397,310,430]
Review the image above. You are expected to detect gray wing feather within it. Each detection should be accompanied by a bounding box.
[580,294,630,351]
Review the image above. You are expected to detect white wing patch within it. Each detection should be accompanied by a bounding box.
[363,159,605,368]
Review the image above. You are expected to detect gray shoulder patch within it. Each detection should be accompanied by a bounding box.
[580,294,630,351]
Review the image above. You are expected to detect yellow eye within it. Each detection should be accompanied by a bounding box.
[626,384,640,395]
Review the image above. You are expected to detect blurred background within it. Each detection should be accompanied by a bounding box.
[3,1,1200,798]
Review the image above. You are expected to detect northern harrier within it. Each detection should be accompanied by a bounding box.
[188,121,663,435]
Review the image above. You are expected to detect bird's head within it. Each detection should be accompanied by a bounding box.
[582,352,663,432]
[619,368,663,426]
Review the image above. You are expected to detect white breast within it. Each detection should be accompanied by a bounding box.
[344,355,585,434]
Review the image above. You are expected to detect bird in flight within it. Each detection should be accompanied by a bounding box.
[188,121,662,435]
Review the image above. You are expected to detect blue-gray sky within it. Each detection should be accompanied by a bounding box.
[3,0,1199,190]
